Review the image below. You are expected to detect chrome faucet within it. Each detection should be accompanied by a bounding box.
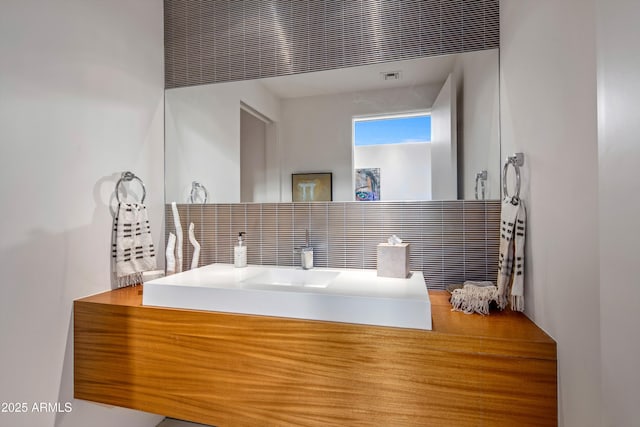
[294,229,314,270]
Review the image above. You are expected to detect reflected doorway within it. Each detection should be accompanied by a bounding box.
[240,104,277,202]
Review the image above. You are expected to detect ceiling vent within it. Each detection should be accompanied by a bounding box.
[380,71,401,81]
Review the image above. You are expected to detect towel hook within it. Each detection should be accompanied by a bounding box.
[502,153,524,203]
[189,181,208,203]
[115,171,146,204]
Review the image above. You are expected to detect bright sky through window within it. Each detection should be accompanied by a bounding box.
[354,114,431,146]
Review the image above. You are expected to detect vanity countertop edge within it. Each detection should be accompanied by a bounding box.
[75,285,556,359]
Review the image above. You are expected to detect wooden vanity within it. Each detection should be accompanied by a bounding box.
[74,287,557,426]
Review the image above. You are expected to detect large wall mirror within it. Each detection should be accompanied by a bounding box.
[165,48,500,203]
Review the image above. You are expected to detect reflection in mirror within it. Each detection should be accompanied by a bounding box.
[165,49,500,203]
[189,181,208,203]
[353,113,432,200]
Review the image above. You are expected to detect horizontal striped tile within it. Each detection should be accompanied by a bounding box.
[165,200,501,290]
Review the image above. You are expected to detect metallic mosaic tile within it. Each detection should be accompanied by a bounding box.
[166,200,501,290]
[164,0,500,88]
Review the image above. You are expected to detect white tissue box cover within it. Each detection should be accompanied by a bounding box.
[377,243,410,278]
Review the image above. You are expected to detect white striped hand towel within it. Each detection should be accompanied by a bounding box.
[496,196,526,311]
[112,203,157,287]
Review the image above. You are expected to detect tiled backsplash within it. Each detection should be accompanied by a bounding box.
[166,200,500,290]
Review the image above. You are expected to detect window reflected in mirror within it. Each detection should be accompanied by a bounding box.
[354,113,432,201]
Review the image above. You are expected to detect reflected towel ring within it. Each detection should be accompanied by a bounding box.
[502,153,524,202]
[475,170,487,200]
[189,181,208,203]
[115,171,146,204]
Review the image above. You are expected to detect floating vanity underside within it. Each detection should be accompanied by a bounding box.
[74,287,557,427]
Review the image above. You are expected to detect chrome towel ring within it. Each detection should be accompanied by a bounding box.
[115,171,146,204]
[189,181,208,203]
[502,153,524,203]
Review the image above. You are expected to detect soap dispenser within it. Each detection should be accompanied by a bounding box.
[234,232,247,268]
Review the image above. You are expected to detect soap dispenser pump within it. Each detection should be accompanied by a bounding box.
[234,232,247,268]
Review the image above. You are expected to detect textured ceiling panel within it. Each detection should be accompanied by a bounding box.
[165,0,500,88]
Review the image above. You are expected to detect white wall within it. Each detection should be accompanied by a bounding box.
[165,80,281,203]
[0,1,165,427]
[430,75,457,200]
[596,1,640,425]
[240,109,267,202]
[280,85,440,201]
[453,50,501,200]
[354,143,432,200]
[500,1,601,426]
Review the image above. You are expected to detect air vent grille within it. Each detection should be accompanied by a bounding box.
[381,71,401,81]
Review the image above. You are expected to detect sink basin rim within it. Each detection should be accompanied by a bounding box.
[143,263,432,330]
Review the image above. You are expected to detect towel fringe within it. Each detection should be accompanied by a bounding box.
[510,295,525,312]
[117,272,143,288]
[450,284,497,315]
[495,291,508,311]
[450,285,525,314]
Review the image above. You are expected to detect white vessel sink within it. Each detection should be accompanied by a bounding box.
[143,264,432,330]
[242,269,340,288]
